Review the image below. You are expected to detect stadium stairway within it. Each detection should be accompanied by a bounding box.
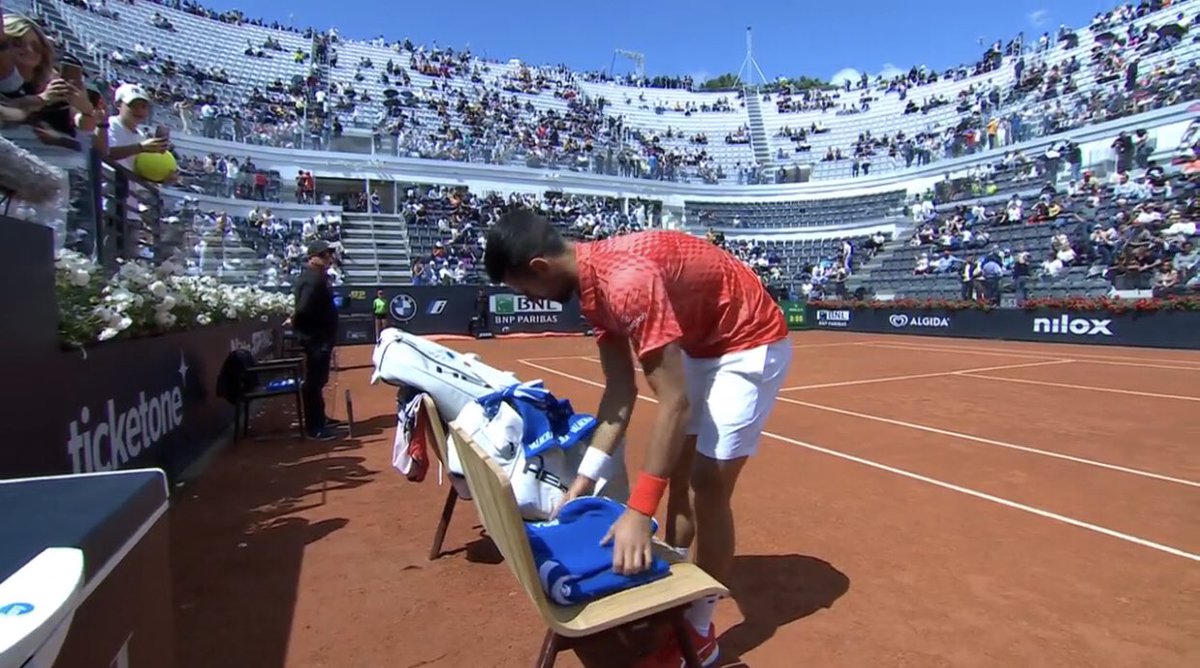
[844,217,918,296]
[744,90,772,169]
[35,1,99,74]
[195,232,264,286]
[340,213,413,284]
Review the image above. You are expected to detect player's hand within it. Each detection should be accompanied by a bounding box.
[549,476,594,520]
[601,508,654,575]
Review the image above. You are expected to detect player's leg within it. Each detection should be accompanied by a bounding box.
[690,454,749,582]
[665,434,697,554]
[686,340,792,635]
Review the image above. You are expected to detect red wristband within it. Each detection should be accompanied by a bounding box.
[627,472,669,517]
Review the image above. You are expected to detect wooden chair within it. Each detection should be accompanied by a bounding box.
[422,396,472,560]
[448,423,728,668]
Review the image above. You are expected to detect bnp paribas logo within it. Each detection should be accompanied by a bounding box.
[489,294,563,315]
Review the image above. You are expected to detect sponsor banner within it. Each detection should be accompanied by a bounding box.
[804,306,1199,349]
[887,313,951,329]
[329,285,586,339]
[813,309,852,328]
[488,294,573,333]
[0,319,282,481]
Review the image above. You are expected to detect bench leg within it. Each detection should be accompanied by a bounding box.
[671,610,703,668]
[428,486,459,560]
[535,629,561,668]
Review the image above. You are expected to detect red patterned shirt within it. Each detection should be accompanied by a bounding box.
[575,230,788,360]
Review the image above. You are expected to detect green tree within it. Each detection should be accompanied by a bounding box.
[700,73,742,90]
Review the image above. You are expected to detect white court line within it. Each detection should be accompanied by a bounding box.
[960,372,1200,403]
[776,395,1200,488]
[518,359,1200,563]
[789,341,880,350]
[868,341,1200,372]
[778,359,1072,392]
[573,356,1196,487]
[881,338,1200,367]
[516,354,599,362]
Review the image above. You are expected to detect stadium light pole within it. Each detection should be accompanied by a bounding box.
[736,26,769,92]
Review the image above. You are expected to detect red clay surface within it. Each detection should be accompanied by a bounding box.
[170,331,1200,668]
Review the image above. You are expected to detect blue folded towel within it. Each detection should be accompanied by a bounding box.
[525,497,670,605]
[477,381,597,457]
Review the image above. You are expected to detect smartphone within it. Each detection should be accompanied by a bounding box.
[154,124,170,139]
[60,63,82,81]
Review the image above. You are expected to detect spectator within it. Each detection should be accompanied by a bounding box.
[105,84,170,171]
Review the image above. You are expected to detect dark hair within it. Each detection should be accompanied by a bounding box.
[484,209,566,283]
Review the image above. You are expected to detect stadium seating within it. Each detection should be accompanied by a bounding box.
[10,0,1197,302]
[38,0,1200,185]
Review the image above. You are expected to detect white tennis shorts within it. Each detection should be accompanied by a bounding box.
[683,338,792,461]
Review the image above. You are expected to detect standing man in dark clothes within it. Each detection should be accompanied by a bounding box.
[288,241,340,441]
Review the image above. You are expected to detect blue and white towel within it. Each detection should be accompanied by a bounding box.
[477,381,597,457]
[525,497,670,606]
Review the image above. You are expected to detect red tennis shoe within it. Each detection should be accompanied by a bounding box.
[633,622,719,668]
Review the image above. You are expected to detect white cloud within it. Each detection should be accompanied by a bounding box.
[830,67,861,86]
[878,63,905,80]
[1028,9,1050,28]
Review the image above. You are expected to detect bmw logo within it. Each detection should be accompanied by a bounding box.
[389,294,417,322]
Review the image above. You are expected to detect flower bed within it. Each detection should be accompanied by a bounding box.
[810,296,1200,314]
[56,250,293,347]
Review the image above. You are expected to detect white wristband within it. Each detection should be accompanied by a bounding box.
[577,447,612,481]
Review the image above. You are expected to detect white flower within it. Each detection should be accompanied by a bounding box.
[155,311,177,328]
[149,281,168,298]
[196,313,212,326]
[98,327,121,341]
[70,268,90,287]
[159,295,177,311]
[224,307,238,319]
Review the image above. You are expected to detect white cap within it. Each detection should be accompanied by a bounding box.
[114,83,151,106]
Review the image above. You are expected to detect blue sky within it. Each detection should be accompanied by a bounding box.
[205,0,1107,83]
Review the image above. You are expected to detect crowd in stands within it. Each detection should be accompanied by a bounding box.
[900,131,1198,302]
[706,227,888,300]
[795,2,1198,178]
[403,186,653,285]
[7,0,1196,301]
[34,0,1194,188]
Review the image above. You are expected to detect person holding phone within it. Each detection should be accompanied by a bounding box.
[103,83,171,173]
[0,13,75,117]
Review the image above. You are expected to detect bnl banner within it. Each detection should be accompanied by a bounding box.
[488,294,584,333]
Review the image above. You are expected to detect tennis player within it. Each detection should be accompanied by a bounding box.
[484,211,791,666]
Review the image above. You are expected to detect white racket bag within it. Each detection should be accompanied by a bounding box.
[371,327,519,420]
[448,401,630,520]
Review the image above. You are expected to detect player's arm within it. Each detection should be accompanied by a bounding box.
[607,264,686,519]
[563,334,637,501]
[602,265,687,575]
[635,342,689,482]
[589,335,639,454]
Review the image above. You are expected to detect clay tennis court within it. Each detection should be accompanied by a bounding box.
[170,330,1200,668]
